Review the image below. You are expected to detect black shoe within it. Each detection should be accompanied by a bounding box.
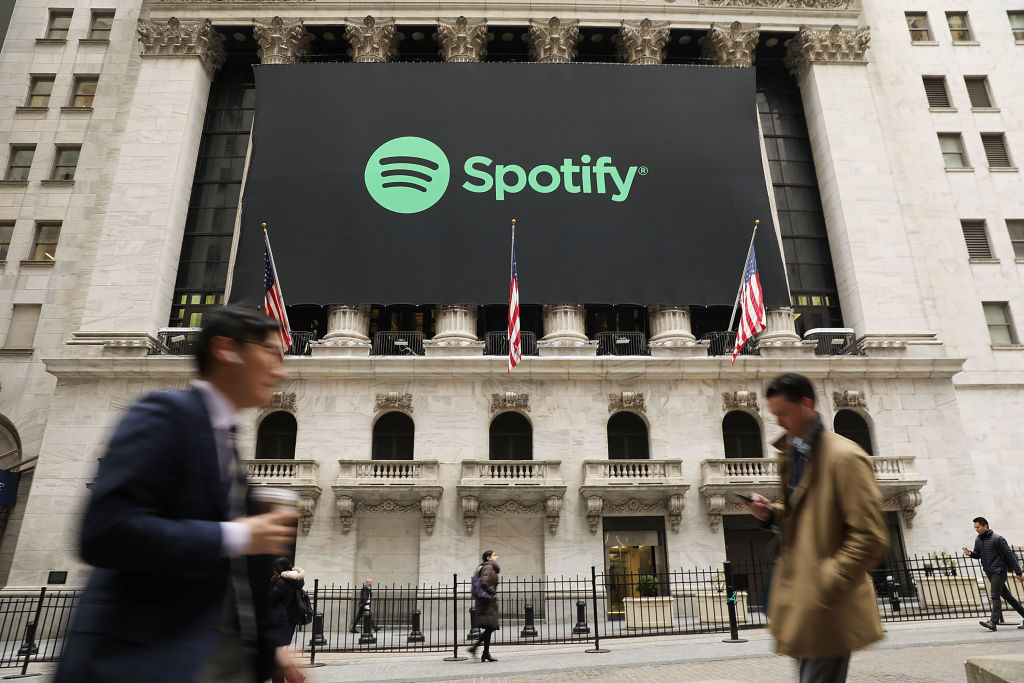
[1017,623,1024,630]
[374,626,381,632]
[350,629,360,634]
[980,621,997,631]
[467,645,477,656]
[482,654,497,662]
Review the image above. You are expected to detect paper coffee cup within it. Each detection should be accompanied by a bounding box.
[251,486,299,513]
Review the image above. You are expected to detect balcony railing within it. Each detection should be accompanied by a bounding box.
[243,459,320,488]
[484,330,538,356]
[701,458,780,486]
[372,331,425,356]
[336,460,440,486]
[152,328,314,356]
[803,328,864,356]
[459,460,563,487]
[700,331,759,357]
[582,459,684,485]
[596,331,649,356]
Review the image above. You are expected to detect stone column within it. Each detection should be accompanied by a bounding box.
[785,26,935,349]
[538,305,596,356]
[757,306,815,358]
[70,18,225,355]
[253,16,312,64]
[700,21,760,67]
[618,19,670,65]
[437,17,487,62]
[527,18,580,63]
[313,305,371,356]
[345,16,397,63]
[648,306,703,357]
[424,305,483,356]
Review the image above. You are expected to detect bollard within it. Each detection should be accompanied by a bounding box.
[572,600,590,635]
[358,608,377,645]
[407,608,425,643]
[520,603,538,637]
[885,576,901,613]
[466,605,481,641]
[309,612,326,648]
[721,561,748,644]
[15,621,38,658]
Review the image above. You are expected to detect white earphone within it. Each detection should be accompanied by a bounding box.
[221,350,244,365]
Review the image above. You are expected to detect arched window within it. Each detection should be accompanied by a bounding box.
[372,412,414,461]
[722,411,762,459]
[0,417,19,460]
[256,411,297,459]
[834,410,873,455]
[607,412,649,460]
[489,412,532,460]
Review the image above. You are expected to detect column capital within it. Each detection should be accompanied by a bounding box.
[700,21,760,67]
[253,16,312,65]
[618,19,670,65]
[698,0,855,7]
[785,24,870,79]
[345,16,397,63]
[136,17,225,76]
[437,17,488,63]
[527,17,580,63]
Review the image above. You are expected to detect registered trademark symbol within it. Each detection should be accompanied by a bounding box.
[638,166,648,176]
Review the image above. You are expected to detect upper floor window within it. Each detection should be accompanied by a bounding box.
[961,220,993,260]
[255,411,296,459]
[26,76,55,108]
[70,76,98,108]
[938,133,969,169]
[834,410,873,456]
[980,134,1014,169]
[5,304,41,349]
[946,12,973,42]
[1010,12,1024,41]
[965,76,994,109]
[922,76,951,109]
[489,411,532,460]
[983,302,1018,345]
[5,146,35,182]
[88,10,113,40]
[0,222,13,261]
[372,411,414,460]
[30,221,60,261]
[905,12,932,42]
[1008,220,1024,259]
[722,411,762,459]
[51,145,80,181]
[46,10,72,40]
[607,412,649,460]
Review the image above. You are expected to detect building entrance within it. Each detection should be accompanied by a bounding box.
[603,517,667,618]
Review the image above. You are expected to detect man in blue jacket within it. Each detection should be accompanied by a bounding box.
[962,516,1024,631]
[54,306,303,682]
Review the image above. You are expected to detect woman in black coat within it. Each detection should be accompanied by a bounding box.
[468,550,500,662]
[265,556,306,649]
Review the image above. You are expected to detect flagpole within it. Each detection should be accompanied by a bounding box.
[508,219,517,375]
[727,219,760,332]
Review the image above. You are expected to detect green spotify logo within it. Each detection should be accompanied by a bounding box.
[364,137,451,214]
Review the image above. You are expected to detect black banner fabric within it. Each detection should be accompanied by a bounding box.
[233,62,788,307]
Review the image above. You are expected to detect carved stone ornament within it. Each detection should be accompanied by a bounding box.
[420,495,439,536]
[585,495,603,534]
[461,495,478,536]
[884,491,922,528]
[437,17,487,63]
[608,392,646,414]
[480,500,544,515]
[376,392,412,413]
[699,0,854,8]
[785,25,871,79]
[263,391,296,412]
[527,18,580,63]
[602,497,684,533]
[704,493,779,532]
[545,495,563,536]
[345,16,397,63]
[136,18,226,76]
[336,495,354,534]
[491,391,529,414]
[700,21,760,68]
[297,494,317,535]
[722,391,759,412]
[618,19,670,65]
[253,16,312,65]
[668,494,685,533]
[832,390,867,411]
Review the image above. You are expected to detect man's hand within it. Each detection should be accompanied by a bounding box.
[742,493,773,522]
[1016,574,1024,584]
[273,646,306,683]
[233,509,298,555]
[962,547,972,558]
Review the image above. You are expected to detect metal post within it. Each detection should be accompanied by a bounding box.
[407,608,424,643]
[585,565,609,653]
[3,588,45,679]
[358,608,377,644]
[572,600,590,634]
[722,561,748,644]
[300,579,326,670]
[442,573,467,661]
[520,603,538,637]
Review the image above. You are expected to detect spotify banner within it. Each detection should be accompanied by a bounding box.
[233,62,788,306]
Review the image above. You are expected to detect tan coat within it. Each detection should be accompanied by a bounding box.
[767,428,889,659]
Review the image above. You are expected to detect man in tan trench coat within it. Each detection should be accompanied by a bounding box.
[742,373,888,683]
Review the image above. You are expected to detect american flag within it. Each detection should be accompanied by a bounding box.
[263,229,292,353]
[508,237,521,373]
[732,248,766,363]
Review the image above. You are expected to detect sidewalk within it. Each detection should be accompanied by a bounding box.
[4,618,1022,682]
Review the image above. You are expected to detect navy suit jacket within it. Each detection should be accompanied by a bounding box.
[54,389,275,683]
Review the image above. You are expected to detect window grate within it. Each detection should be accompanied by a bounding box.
[961,220,993,259]
[981,133,1012,168]
[965,77,992,108]
[922,77,951,108]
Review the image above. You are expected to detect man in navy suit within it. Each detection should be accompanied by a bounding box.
[55,306,303,682]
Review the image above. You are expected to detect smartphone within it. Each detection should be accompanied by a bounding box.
[730,492,754,503]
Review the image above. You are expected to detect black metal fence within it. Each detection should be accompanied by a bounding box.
[595,331,649,356]
[700,330,760,357]
[484,330,539,357]
[8,551,1024,668]
[152,329,315,356]
[371,331,425,356]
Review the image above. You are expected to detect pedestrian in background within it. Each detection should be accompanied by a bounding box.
[962,516,1024,631]
[468,550,501,662]
[740,372,888,683]
[350,578,379,633]
[266,556,305,654]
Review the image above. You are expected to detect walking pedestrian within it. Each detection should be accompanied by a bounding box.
[962,516,1024,631]
[350,578,379,633]
[266,557,305,647]
[467,550,500,662]
[739,372,888,683]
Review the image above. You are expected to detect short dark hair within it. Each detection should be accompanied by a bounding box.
[766,372,816,404]
[973,517,989,527]
[482,550,493,562]
[194,305,282,376]
[271,556,293,574]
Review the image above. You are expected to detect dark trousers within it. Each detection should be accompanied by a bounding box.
[988,572,1024,623]
[798,654,850,683]
[469,626,495,655]
[351,606,375,632]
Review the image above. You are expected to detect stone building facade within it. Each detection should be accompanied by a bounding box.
[0,0,1021,590]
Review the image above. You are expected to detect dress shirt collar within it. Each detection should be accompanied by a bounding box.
[191,379,237,432]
